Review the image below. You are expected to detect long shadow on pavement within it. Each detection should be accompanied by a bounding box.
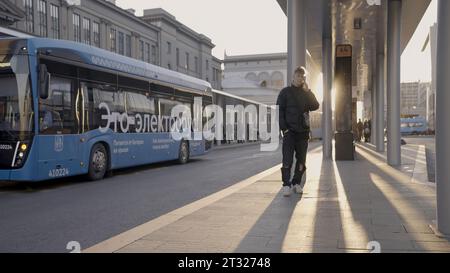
[333,145,450,252]
[233,144,321,253]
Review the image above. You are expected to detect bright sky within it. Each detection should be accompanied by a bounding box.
[115,0,287,58]
[116,0,436,83]
[401,0,437,83]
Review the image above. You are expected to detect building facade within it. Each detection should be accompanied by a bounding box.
[141,8,222,89]
[1,0,222,89]
[222,53,288,105]
[401,81,430,118]
[0,0,25,26]
[222,51,323,107]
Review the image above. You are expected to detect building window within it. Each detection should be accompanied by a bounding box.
[167,42,171,54]
[50,4,59,39]
[176,48,179,67]
[185,52,189,70]
[146,43,151,63]
[118,32,124,55]
[151,45,157,64]
[73,14,81,42]
[38,0,47,37]
[206,60,209,71]
[82,18,91,45]
[24,0,34,33]
[194,56,198,73]
[168,63,171,70]
[93,22,100,47]
[125,34,131,57]
[213,68,220,83]
[139,40,144,61]
[110,28,116,52]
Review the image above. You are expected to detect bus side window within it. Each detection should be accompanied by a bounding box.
[39,76,75,135]
[92,87,113,131]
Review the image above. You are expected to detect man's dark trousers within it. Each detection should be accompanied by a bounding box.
[281,131,309,187]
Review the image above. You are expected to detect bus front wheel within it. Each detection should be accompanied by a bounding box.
[178,140,189,164]
[88,143,108,181]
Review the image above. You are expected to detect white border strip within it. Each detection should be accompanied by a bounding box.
[11,141,20,167]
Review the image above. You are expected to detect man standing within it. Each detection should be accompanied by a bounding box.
[277,67,320,197]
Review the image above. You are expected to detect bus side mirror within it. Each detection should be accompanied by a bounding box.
[39,64,49,99]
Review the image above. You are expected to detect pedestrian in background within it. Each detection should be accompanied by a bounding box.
[364,120,371,142]
[357,119,364,142]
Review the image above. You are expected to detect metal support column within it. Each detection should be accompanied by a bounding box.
[436,0,450,235]
[287,0,307,84]
[322,0,332,159]
[387,0,402,166]
[376,52,386,152]
[372,73,377,146]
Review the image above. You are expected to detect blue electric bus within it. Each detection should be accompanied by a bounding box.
[400,116,428,135]
[0,38,212,182]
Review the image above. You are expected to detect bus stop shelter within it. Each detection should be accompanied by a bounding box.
[277,0,450,237]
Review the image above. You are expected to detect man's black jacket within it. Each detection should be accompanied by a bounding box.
[277,85,320,133]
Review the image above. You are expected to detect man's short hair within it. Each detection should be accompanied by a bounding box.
[294,66,307,76]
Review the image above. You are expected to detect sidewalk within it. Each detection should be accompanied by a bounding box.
[85,142,450,253]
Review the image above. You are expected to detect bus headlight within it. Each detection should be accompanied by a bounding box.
[20,144,28,151]
[13,142,30,168]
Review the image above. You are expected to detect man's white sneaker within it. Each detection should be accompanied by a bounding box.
[294,184,303,194]
[283,186,291,197]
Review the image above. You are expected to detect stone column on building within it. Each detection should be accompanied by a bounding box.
[100,18,110,50]
[132,31,140,60]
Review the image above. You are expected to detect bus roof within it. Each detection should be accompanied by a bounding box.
[10,37,212,95]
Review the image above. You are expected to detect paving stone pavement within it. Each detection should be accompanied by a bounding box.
[106,143,450,253]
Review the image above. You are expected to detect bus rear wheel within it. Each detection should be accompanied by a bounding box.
[178,140,189,164]
[88,143,108,181]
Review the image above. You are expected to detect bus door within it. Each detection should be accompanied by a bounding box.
[78,82,116,167]
[37,76,82,180]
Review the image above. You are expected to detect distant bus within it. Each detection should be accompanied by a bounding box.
[400,116,428,135]
[0,38,212,182]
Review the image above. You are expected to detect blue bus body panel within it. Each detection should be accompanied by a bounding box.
[0,38,210,182]
[400,117,428,135]
[0,129,206,182]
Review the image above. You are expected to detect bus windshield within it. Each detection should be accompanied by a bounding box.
[0,54,34,138]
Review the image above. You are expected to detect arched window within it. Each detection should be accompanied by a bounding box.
[271,71,284,89]
[258,72,270,87]
[245,72,257,82]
